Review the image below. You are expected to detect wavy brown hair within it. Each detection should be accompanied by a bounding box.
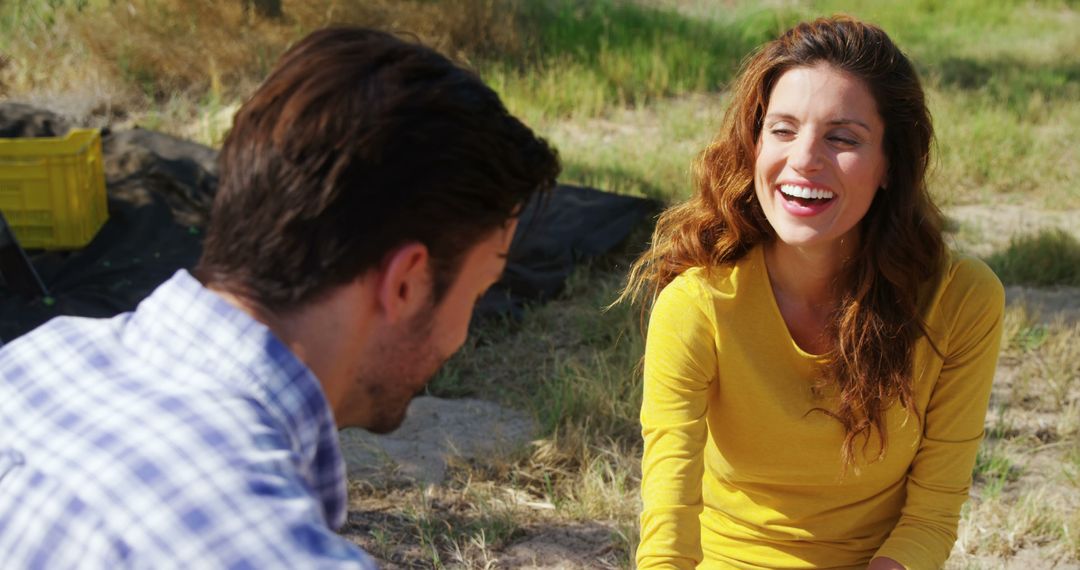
[622,16,945,468]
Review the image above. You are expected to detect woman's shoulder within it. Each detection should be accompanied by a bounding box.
[663,246,761,301]
[654,248,763,328]
[924,251,1006,327]
[660,264,740,310]
[939,252,1005,300]
[669,263,734,288]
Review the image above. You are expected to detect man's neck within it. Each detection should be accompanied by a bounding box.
[207,284,372,421]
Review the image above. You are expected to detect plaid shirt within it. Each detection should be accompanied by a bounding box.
[0,270,377,569]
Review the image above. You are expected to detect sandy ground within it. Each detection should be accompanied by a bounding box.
[945,205,1080,258]
[949,203,1080,323]
[339,397,537,485]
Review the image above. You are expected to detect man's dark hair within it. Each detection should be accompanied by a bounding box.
[195,27,560,310]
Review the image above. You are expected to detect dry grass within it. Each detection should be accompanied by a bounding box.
[2,0,521,96]
[338,260,646,567]
[1,0,522,141]
[342,428,638,568]
[947,305,1080,568]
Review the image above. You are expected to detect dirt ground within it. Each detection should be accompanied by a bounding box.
[945,204,1080,259]
[949,202,1080,323]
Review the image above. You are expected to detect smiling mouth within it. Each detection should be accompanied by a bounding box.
[778,184,835,207]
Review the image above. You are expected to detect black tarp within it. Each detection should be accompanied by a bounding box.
[0,104,657,342]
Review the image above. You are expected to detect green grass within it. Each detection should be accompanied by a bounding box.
[485,1,790,118]
[509,0,1080,206]
[1065,443,1080,486]
[346,477,524,568]
[929,86,1080,208]
[972,443,1020,499]
[536,93,723,200]
[431,262,644,444]
[987,229,1080,286]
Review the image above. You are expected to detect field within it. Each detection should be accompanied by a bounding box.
[3,0,1079,567]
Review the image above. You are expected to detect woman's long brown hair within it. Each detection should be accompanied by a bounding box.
[622,16,945,469]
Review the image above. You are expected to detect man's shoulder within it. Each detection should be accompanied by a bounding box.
[1,311,228,422]
[0,316,330,563]
[1,311,294,500]
[0,404,369,567]
[0,311,148,396]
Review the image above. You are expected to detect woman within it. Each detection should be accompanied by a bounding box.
[624,16,1004,570]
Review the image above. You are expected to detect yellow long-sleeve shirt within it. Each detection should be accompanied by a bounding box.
[638,244,1005,570]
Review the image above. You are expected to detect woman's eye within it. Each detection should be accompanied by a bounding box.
[770,128,795,137]
[829,136,858,147]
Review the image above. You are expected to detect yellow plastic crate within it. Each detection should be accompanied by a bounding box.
[0,129,108,250]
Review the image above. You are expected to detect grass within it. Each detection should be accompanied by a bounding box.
[0,0,524,144]
[5,0,1078,206]
[972,443,1019,499]
[539,93,724,200]
[987,229,1080,287]
[486,1,789,119]
[343,475,525,569]
[3,0,1080,567]
[949,306,1080,567]
[432,261,645,505]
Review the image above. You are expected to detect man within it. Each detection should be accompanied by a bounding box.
[0,27,559,567]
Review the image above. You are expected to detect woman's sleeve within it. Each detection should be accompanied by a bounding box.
[875,260,1006,569]
[637,278,719,570]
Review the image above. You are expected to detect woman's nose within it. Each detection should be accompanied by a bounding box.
[789,135,824,173]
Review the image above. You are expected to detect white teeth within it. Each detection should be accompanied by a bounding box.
[779,184,834,200]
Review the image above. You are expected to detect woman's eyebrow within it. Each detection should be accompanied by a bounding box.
[764,112,798,123]
[765,113,872,133]
[827,118,872,132]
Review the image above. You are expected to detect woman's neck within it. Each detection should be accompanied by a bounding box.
[765,239,853,305]
[762,237,856,354]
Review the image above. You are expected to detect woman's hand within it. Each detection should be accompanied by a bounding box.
[868,556,905,569]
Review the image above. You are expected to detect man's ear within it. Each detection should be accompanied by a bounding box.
[376,242,431,324]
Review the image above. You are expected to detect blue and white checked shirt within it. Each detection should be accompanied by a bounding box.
[0,270,377,569]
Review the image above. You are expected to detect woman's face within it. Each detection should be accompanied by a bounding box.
[754,63,888,254]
